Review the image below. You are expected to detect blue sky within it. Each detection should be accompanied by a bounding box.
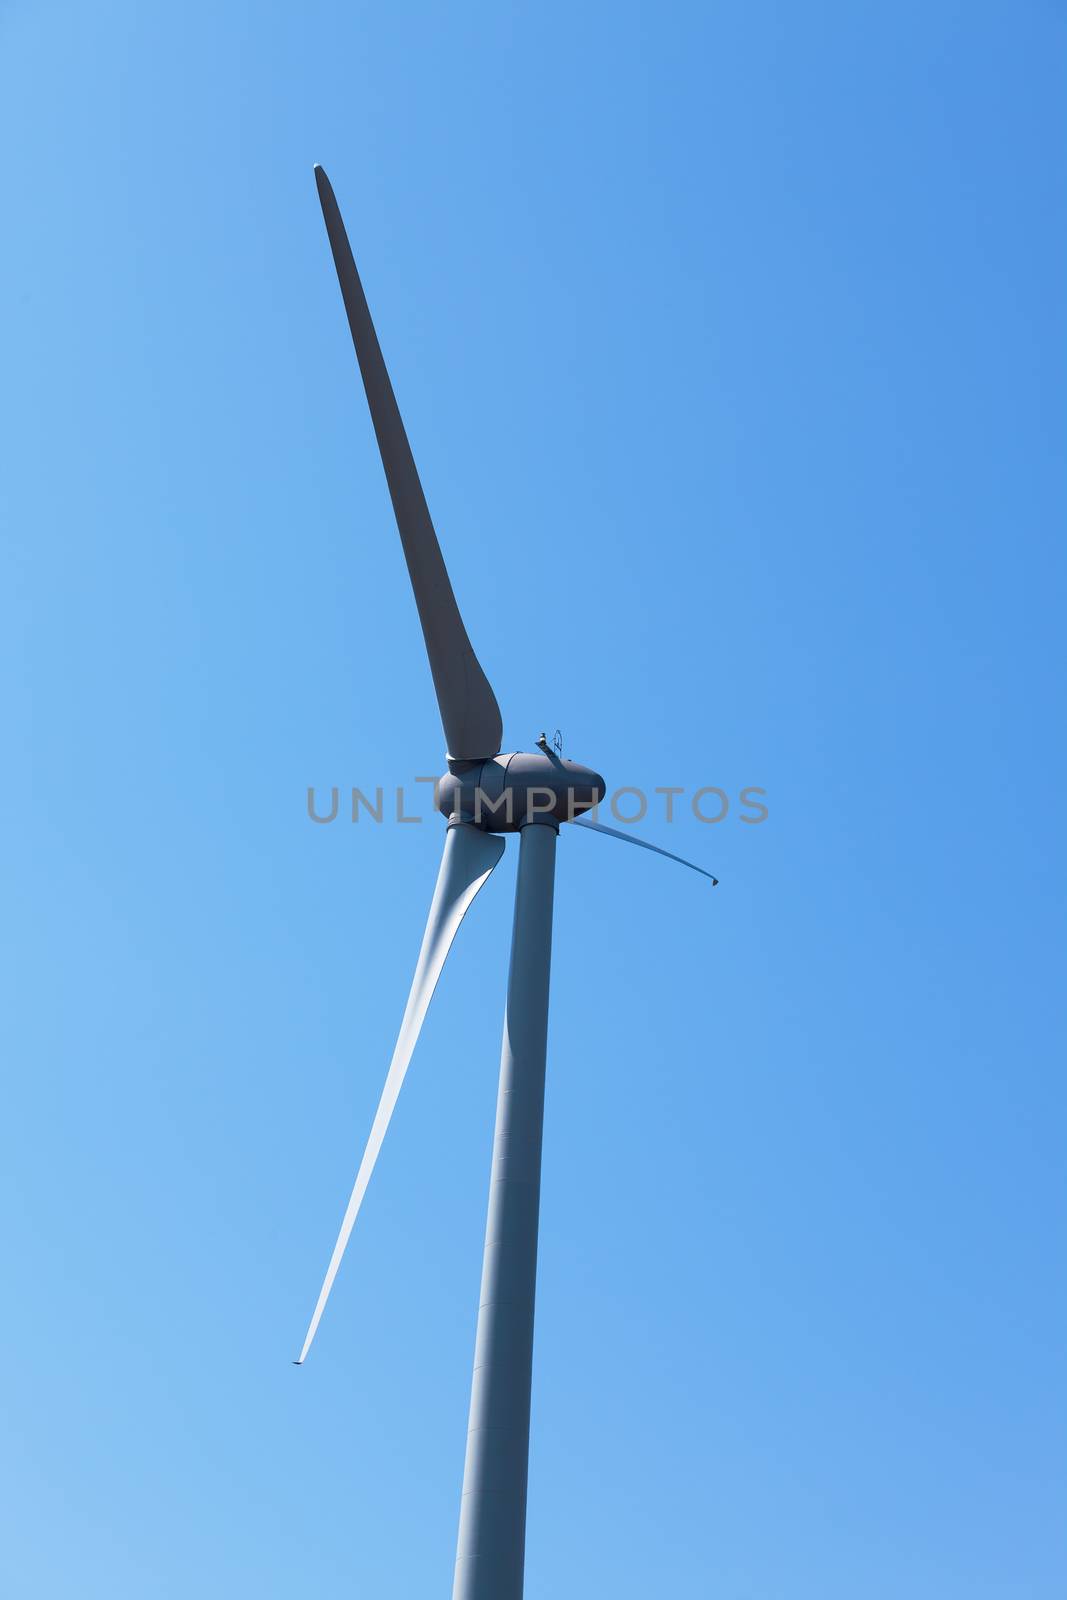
[2,2,1064,1595]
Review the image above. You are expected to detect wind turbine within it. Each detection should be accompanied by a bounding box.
[298,165,717,1600]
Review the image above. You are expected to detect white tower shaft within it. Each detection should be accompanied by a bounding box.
[453,821,558,1600]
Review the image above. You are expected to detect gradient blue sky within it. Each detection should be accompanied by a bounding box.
[3,3,1064,1596]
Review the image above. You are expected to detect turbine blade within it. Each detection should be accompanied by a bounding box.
[569,818,718,884]
[313,165,503,762]
[295,823,505,1365]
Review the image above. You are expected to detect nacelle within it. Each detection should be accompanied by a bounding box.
[438,751,606,833]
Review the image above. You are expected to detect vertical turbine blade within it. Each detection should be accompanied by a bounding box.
[314,165,503,762]
[295,824,506,1365]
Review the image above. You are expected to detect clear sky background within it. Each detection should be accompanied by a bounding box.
[2,3,1064,1596]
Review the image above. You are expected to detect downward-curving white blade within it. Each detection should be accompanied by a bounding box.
[569,817,719,884]
[296,823,505,1365]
